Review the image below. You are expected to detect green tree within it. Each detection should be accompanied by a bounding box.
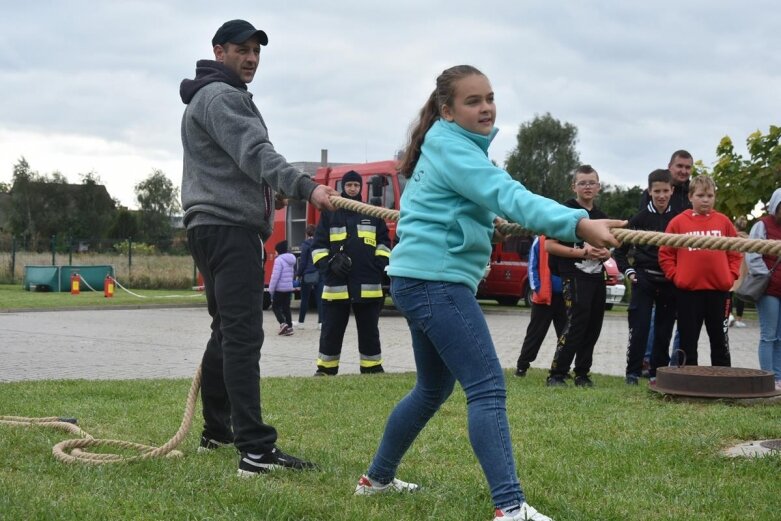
[109,207,139,239]
[598,183,645,220]
[69,171,116,240]
[710,125,781,222]
[9,157,70,249]
[504,113,580,203]
[135,169,180,244]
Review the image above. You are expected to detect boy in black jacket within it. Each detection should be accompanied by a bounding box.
[546,165,612,387]
[614,169,677,384]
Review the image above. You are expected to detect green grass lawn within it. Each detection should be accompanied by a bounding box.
[1,371,779,521]
[0,283,206,311]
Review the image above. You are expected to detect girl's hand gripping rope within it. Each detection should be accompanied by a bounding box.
[576,218,627,249]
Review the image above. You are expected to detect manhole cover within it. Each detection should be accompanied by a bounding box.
[653,366,781,398]
[759,440,781,451]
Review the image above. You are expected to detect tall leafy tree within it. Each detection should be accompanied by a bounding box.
[70,171,116,241]
[135,169,180,243]
[10,157,70,249]
[709,125,781,222]
[504,113,580,204]
[597,183,645,220]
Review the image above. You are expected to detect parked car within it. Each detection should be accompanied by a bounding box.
[476,237,625,309]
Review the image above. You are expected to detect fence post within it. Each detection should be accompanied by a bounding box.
[50,235,56,266]
[127,237,132,277]
[68,235,73,265]
[11,235,16,284]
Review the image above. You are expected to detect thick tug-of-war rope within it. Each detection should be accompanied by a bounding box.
[329,195,781,256]
[3,195,779,466]
[0,366,201,464]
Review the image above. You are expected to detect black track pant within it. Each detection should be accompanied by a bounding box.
[187,225,277,453]
[675,289,731,367]
[517,293,566,371]
[317,300,383,374]
[550,276,606,378]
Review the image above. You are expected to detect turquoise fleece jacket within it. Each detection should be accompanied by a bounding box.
[388,119,587,293]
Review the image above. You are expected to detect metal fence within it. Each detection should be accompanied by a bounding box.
[0,235,197,289]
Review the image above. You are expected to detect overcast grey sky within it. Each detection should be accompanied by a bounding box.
[1,1,779,208]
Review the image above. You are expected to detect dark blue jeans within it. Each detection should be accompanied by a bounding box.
[187,225,277,453]
[367,276,525,509]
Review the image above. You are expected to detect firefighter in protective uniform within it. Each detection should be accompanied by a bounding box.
[311,170,391,375]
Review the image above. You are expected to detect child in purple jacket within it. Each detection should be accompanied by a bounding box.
[269,240,296,335]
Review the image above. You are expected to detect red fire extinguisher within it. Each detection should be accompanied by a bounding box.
[104,274,115,298]
[70,272,80,295]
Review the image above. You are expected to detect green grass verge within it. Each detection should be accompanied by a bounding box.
[0,284,206,311]
[1,371,779,520]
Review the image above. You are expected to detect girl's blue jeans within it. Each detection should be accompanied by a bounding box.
[367,276,525,509]
[757,294,781,380]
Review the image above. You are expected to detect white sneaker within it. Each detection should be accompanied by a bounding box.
[493,502,553,521]
[318,323,322,330]
[354,474,419,495]
[294,321,305,328]
[733,320,747,328]
[775,380,781,391]
[728,314,735,327]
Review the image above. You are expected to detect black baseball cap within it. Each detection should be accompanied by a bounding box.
[212,19,268,47]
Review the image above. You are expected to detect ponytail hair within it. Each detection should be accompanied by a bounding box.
[398,65,485,178]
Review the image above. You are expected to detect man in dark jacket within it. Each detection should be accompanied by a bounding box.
[311,171,391,375]
[296,224,322,327]
[180,19,337,477]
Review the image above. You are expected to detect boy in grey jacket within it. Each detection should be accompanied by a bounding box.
[180,19,336,477]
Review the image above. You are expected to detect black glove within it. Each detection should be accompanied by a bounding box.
[328,252,352,278]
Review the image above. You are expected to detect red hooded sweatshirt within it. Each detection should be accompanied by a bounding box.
[658,210,741,291]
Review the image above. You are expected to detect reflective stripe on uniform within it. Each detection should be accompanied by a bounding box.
[356,224,377,240]
[312,248,329,264]
[322,285,349,300]
[329,226,347,242]
[360,284,383,299]
[317,354,341,368]
[375,244,391,258]
[360,354,383,368]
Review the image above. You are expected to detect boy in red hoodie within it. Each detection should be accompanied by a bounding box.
[658,175,741,367]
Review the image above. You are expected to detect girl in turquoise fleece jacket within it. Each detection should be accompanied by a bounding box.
[355,65,623,521]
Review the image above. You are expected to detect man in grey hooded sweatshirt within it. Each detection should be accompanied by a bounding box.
[180,19,337,477]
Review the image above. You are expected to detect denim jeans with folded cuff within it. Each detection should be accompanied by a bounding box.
[367,276,525,509]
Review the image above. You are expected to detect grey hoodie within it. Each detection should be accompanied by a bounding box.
[746,187,781,274]
[180,60,317,239]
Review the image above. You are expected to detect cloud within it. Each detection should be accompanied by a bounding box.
[1,0,779,209]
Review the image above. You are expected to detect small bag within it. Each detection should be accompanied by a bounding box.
[303,271,319,285]
[735,258,780,303]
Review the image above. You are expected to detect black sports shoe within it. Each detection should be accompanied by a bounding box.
[625,375,639,386]
[237,448,318,477]
[574,375,594,387]
[198,435,232,453]
[514,368,527,377]
[546,375,567,387]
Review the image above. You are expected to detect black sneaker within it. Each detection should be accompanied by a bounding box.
[574,375,594,387]
[546,375,567,387]
[625,375,639,386]
[514,368,527,377]
[237,448,318,477]
[360,365,385,374]
[198,435,232,453]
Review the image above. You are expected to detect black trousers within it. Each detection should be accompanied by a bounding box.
[517,293,566,371]
[550,275,606,378]
[626,272,677,378]
[272,291,292,327]
[676,289,731,367]
[187,225,277,453]
[317,300,382,374]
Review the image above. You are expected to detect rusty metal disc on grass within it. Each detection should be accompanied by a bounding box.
[653,366,781,399]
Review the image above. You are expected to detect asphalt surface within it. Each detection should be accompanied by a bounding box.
[0,303,762,382]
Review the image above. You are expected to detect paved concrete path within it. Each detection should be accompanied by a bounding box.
[0,304,762,382]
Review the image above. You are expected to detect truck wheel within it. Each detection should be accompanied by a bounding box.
[263,292,271,310]
[496,296,520,306]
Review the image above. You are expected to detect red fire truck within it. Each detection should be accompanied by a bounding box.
[263,160,624,310]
